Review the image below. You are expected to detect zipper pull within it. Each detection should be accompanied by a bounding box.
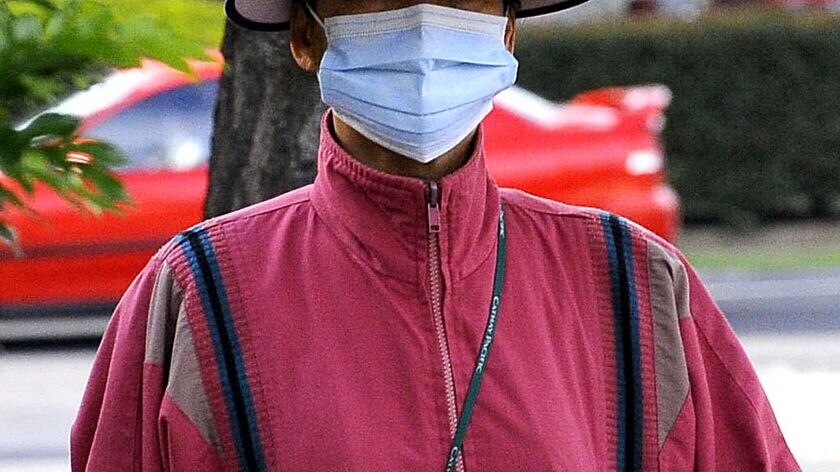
[427,181,441,234]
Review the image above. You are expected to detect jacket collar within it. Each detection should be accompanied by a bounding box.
[311,111,501,284]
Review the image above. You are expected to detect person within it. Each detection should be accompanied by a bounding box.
[70,0,801,470]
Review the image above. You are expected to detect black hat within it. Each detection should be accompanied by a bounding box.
[225,0,590,31]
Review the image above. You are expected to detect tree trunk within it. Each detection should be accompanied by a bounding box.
[205,20,325,219]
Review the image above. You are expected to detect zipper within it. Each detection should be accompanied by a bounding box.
[427,181,465,472]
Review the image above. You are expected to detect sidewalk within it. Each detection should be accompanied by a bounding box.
[0,349,90,472]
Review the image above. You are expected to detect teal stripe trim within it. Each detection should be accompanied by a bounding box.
[177,228,267,472]
[601,213,643,472]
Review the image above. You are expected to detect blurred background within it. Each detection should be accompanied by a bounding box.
[1,0,839,470]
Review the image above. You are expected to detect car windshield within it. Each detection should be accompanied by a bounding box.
[82,80,219,171]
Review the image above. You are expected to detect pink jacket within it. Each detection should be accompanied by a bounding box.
[71,114,800,471]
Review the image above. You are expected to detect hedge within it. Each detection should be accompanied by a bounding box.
[514,10,840,226]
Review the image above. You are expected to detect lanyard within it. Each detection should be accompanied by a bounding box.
[444,205,507,472]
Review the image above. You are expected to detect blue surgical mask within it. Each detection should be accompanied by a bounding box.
[305,3,519,163]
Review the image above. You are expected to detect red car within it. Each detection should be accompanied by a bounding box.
[0,52,679,340]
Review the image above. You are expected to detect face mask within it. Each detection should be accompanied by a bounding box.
[306,3,519,164]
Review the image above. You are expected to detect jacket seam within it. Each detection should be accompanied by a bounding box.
[584,214,620,472]
[143,260,184,371]
[310,194,421,286]
[630,226,660,471]
[504,203,595,220]
[657,390,691,453]
[500,191,598,221]
[159,197,312,287]
[691,311,761,418]
[123,256,165,471]
[691,315,799,468]
[209,196,311,232]
[165,234,239,469]
[327,148,424,198]
[133,378,143,470]
[224,220,281,470]
[454,240,496,282]
[161,391,225,465]
[206,223,270,470]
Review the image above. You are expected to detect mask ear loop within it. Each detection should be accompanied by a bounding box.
[302,1,326,30]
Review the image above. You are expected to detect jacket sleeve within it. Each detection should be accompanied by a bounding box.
[67,244,226,471]
[69,255,169,471]
[71,247,227,472]
[652,241,801,471]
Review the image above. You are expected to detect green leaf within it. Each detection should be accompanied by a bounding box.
[78,161,129,203]
[0,222,23,258]
[18,72,65,101]
[18,112,80,141]
[117,16,201,75]
[0,122,25,168]
[0,183,25,208]
[11,13,43,43]
[1,0,218,229]
[69,140,127,167]
[110,0,224,50]
[0,223,14,243]
[8,0,58,11]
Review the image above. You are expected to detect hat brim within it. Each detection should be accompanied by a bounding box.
[225,0,592,32]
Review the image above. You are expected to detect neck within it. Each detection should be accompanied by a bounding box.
[330,113,476,182]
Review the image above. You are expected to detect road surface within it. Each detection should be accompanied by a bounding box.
[701,268,840,334]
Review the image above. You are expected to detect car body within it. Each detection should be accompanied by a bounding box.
[0,51,679,340]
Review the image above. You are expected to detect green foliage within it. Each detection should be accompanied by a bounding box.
[0,0,219,248]
[2,0,216,115]
[110,0,225,51]
[2,113,127,208]
[515,10,840,227]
